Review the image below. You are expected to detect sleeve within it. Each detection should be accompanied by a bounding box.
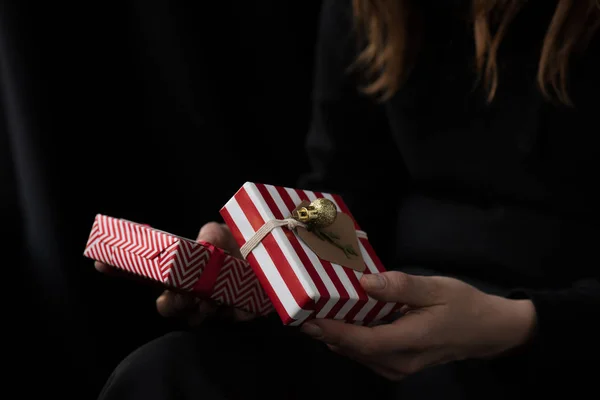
[511,278,600,359]
[297,0,408,261]
[489,279,600,388]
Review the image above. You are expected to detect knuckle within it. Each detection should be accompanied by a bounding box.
[197,221,225,240]
[218,223,231,233]
[200,221,223,231]
[386,271,409,292]
[427,277,447,301]
[156,291,195,317]
[156,296,171,316]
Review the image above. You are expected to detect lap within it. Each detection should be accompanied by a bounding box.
[98,315,515,400]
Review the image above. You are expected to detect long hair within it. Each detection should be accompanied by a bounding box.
[352,0,600,105]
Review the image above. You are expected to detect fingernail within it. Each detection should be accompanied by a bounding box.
[362,274,385,290]
[301,322,323,338]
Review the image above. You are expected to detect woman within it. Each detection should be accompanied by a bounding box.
[97,1,600,399]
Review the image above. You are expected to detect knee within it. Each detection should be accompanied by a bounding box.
[115,331,198,376]
[98,331,201,398]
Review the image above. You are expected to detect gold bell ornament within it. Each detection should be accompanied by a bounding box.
[293,198,338,228]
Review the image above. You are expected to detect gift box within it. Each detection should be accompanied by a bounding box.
[83,214,273,315]
[220,182,399,326]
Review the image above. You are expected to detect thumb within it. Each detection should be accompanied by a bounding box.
[360,271,443,307]
[197,222,242,258]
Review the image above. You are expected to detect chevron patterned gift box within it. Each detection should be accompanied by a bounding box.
[220,182,400,326]
[83,214,273,315]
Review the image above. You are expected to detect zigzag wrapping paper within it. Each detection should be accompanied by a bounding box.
[220,182,400,326]
[83,214,273,315]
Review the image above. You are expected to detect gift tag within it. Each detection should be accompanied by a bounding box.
[292,201,366,272]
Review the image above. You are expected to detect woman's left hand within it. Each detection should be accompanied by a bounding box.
[300,271,537,381]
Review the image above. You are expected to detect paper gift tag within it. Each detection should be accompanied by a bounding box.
[293,201,366,272]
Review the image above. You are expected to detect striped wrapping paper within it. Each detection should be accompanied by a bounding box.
[220,182,399,326]
[83,214,273,315]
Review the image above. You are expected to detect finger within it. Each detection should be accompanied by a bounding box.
[220,225,244,259]
[232,308,257,322]
[156,290,198,317]
[198,300,218,315]
[94,261,111,273]
[300,319,382,354]
[326,344,405,381]
[94,261,126,276]
[363,347,452,377]
[360,271,445,307]
[364,362,406,381]
[187,301,218,326]
[197,222,243,259]
[95,261,142,280]
[400,304,411,314]
[302,317,427,355]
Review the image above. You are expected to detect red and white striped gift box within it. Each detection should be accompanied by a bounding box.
[83,214,273,315]
[220,182,399,326]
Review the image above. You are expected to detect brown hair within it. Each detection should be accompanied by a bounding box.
[352,0,600,105]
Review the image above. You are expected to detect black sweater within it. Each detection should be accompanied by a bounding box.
[299,0,600,386]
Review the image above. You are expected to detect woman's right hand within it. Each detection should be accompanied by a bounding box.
[95,222,257,325]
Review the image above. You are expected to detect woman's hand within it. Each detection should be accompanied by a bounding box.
[300,271,537,381]
[95,222,257,325]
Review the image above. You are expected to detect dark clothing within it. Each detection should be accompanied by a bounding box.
[299,0,600,372]
[98,318,523,400]
[100,1,600,398]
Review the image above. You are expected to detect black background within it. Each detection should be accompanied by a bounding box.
[1,1,323,397]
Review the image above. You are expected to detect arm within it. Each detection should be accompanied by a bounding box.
[502,278,600,362]
[464,277,599,395]
[298,0,407,260]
